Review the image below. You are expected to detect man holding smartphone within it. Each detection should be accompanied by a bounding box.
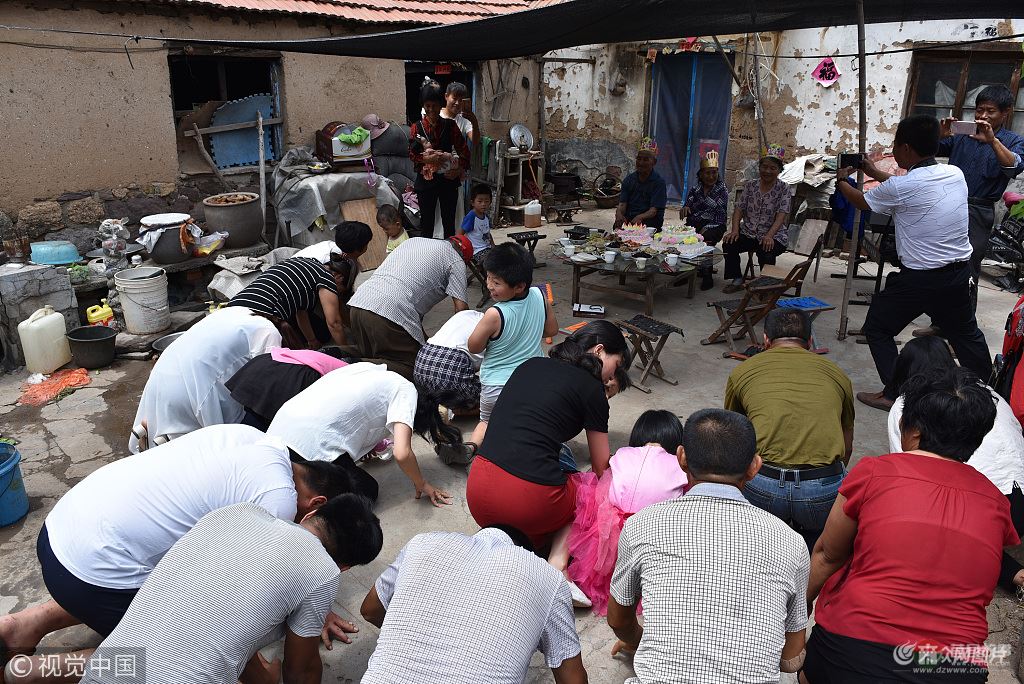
[938,85,1024,310]
[836,114,991,411]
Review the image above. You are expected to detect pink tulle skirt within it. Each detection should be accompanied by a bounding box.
[566,471,631,616]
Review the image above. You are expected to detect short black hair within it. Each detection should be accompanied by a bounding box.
[894,114,940,158]
[312,493,383,567]
[376,204,401,225]
[764,308,811,342]
[420,81,444,106]
[482,242,534,288]
[886,336,955,398]
[484,524,535,553]
[681,409,757,480]
[334,221,372,253]
[470,184,492,202]
[446,81,468,98]
[976,84,1014,112]
[295,459,355,501]
[629,409,684,453]
[900,368,996,463]
[613,365,633,393]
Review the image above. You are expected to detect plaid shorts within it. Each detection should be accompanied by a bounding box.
[413,344,480,408]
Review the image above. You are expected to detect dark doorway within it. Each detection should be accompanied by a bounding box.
[404,62,476,125]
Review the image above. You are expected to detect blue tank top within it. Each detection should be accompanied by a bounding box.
[480,287,545,386]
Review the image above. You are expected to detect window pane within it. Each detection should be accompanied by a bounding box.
[1018,86,1024,109]
[913,105,953,120]
[1013,112,1024,136]
[914,61,964,106]
[964,61,1017,111]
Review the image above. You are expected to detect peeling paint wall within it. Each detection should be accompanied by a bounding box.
[542,44,649,178]
[0,0,407,215]
[760,19,1021,159]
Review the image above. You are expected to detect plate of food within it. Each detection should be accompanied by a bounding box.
[570,253,601,264]
[306,161,331,174]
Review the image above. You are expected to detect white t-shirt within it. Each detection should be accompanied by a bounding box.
[424,107,474,142]
[128,306,281,453]
[428,310,485,368]
[267,362,418,462]
[47,425,297,589]
[863,163,972,270]
[467,214,491,254]
[889,390,1024,494]
[294,240,341,264]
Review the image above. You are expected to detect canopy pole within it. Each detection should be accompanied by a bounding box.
[711,36,743,88]
[837,0,868,340]
[750,29,767,153]
[536,56,545,157]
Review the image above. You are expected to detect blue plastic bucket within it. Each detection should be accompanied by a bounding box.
[0,444,29,527]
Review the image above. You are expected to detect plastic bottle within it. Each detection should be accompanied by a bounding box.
[86,299,115,327]
[18,306,72,374]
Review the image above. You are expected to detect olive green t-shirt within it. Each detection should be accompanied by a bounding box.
[724,346,855,467]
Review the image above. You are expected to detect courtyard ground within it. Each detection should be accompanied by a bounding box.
[1,207,1022,682]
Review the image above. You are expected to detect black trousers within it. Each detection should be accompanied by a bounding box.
[967,199,996,311]
[999,483,1024,590]
[864,262,992,386]
[723,234,787,280]
[415,174,460,239]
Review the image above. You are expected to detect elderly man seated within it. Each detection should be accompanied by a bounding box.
[613,137,668,230]
[724,309,855,551]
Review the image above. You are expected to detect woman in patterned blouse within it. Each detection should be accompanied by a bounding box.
[680,156,730,290]
[722,147,792,293]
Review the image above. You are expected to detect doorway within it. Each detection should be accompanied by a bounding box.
[648,53,734,204]
[404,62,476,125]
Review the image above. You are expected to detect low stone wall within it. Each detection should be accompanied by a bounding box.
[11,175,261,255]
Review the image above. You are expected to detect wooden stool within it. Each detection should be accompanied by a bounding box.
[508,230,547,267]
[550,204,581,225]
[614,315,684,394]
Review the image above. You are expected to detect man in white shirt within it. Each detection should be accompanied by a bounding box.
[0,425,355,681]
[360,526,587,684]
[835,114,992,410]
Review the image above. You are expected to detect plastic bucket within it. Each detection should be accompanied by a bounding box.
[67,325,118,369]
[114,267,171,335]
[0,444,29,527]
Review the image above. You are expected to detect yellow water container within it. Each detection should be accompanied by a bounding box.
[86,299,114,327]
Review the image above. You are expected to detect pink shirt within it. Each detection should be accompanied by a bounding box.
[608,445,688,513]
[270,348,347,376]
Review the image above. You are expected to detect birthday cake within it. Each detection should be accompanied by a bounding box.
[655,224,704,250]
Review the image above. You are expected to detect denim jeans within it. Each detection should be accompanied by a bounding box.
[743,464,846,552]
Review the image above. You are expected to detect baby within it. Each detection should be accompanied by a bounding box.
[410,136,456,180]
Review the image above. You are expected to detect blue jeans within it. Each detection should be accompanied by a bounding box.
[743,464,846,552]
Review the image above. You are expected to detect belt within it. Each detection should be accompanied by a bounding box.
[759,460,843,481]
[967,197,997,208]
[906,260,970,274]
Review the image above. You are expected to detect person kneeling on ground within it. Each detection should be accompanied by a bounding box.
[0,424,358,683]
[79,497,382,684]
[608,408,809,683]
[267,362,459,506]
[413,309,485,418]
[724,308,855,551]
[359,525,587,684]
[803,368,1019,683]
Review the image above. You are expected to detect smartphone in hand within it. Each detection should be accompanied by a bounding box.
[951,120,979,136]
[838,153,863,170]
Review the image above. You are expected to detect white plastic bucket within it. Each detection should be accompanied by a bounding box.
[115,267,170,335]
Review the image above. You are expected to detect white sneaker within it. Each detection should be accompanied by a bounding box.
[567,580,592,608]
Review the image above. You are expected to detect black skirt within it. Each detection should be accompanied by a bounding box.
[225,353,322,424]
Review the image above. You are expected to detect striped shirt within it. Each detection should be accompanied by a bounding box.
[611,483,809,684]
[363,529,581,683]
[348,237,468,343]
[82,503,339,684]
[228,257,338,321]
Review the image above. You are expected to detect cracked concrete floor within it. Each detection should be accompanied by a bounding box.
[2,208,1024,683]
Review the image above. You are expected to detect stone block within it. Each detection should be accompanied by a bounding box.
[57,191,92,202]
[0,211,12,238]
[151,182,177,197]
[64,197,105,226]
[111,188,129,200]
[16,202,63,238]
[123,196,171,224]
[43,227,98,256]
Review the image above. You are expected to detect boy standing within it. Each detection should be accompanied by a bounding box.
[458,184,495,262]
[377,204,408,254]
[465,243,557,451]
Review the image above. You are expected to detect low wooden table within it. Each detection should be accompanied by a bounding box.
[564,250,722,317]
[507,230,546,267]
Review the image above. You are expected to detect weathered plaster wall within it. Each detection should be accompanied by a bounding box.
[475,58,543,144]
[542,44,649,179]
[0,1,406,215]
[753,19,1021,161]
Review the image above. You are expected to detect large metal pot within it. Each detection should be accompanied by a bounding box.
[202,192,263,248]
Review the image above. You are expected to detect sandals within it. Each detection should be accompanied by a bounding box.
[436,441,477,466]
